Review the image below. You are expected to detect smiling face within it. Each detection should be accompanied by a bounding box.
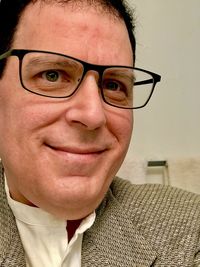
[0,2,133,219]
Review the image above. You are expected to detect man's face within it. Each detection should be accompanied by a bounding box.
[0,2,133,219]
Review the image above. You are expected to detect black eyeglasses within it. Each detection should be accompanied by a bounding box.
[0,49,161,109]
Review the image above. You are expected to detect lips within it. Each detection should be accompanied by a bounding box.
[44,143,106,168]
[45,143,107,157]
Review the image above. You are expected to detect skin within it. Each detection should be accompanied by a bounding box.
[0,2,133,220]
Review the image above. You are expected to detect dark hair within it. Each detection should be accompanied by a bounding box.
[0,0,136,77]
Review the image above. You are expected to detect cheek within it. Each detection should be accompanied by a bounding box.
[0,93,52,164]
[102,110,133,187]
[107,109,133,148]
[4,98,59,135]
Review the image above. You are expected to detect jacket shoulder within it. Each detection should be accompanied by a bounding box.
[110,177,200,226]
[109,177,200,265]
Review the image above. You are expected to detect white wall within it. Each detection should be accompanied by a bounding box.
[125,0,200,160]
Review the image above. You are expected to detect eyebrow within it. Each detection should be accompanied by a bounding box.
[25,57,80,69]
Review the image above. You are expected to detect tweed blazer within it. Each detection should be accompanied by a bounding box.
[1,164,200,266]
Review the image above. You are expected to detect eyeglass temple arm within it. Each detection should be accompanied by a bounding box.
[134,78,154,86]
[0,50,13,60]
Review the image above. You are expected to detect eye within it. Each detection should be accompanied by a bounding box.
[43,70,60,82]
[104,80,122,91]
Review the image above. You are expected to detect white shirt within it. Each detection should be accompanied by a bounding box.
[5,179,96,267]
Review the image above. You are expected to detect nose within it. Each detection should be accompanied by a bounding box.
[65,71,106,130]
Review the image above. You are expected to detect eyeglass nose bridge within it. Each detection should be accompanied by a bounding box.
[76,61,107,94]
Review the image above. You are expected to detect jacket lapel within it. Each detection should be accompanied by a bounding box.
[0,163,26,267]
[82,189,157,267]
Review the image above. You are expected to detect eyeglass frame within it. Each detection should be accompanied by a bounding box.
[0,49,161,109]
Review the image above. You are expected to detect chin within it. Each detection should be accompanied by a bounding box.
[42,200,98,220]
[33,185,104,220]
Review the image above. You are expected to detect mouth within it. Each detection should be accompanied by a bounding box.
[44,143,107,161]
[42,141,110,177]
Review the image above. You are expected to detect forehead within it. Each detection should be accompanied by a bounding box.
[12,2,133,66]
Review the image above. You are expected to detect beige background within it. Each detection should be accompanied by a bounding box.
[123,0,200,161]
